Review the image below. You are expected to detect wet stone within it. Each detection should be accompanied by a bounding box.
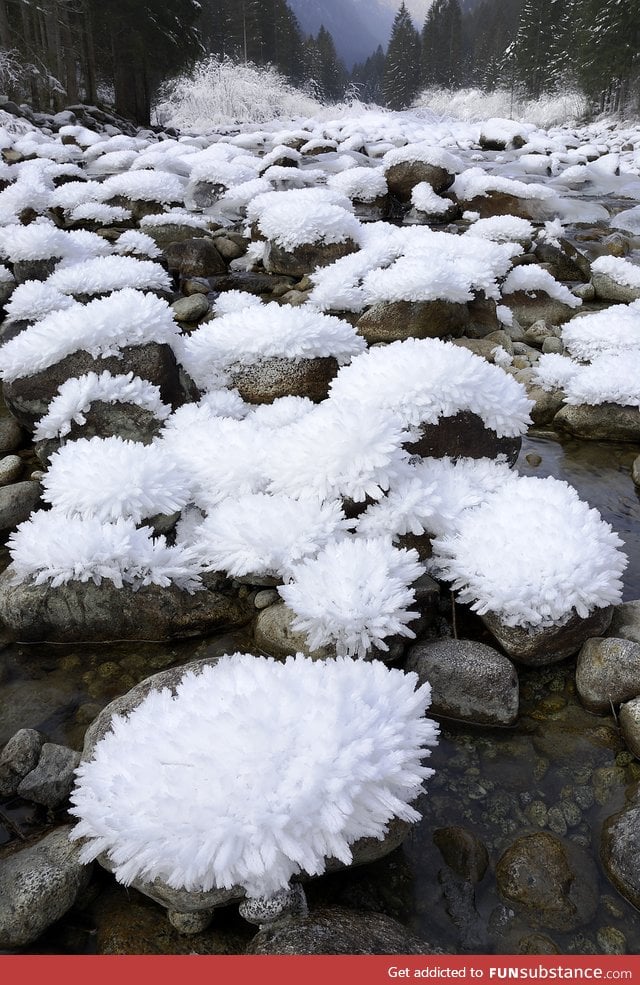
[432,826,489,883]
[576,637,640,713]
[17,742,81,808]
[0,728,45,797]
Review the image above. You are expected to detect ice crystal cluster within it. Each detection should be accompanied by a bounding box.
[69,653,439,897]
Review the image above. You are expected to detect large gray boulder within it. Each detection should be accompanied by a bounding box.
[406,410,521,466]
[226,355,338,404]
[553,403,640,442]
[0,568,251,642]
[0,826,92,949]
[601,799,640,910]
[405,638,519,725]
[17,742,81,808]
[246,906,436,955]
[575,636,640,713]
[264,238,358,278]
[0,480,41,532]
[0,728,45,797]
[3,342,185,431]
[384,160,455,200]
[356,299,469,344]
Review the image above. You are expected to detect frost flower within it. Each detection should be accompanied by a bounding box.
[70,653,439,896]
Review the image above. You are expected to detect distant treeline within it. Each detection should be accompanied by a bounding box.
[0,0,638,124]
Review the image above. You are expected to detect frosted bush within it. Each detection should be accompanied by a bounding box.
[383,142,462,173]
[69,653,438,896]
[280,538,425,657]
[178,305,365,391]
[3,281,77,323]
[8,512,201,592]
[591,255,640,289]
[327,167,388,203]
[561,302,640,360]
[34,371,172,442]
[0,289,180,382]
[188,494,352,579]
[100,169,185,205]
[265,401,410,503]
[47,255,171,297]
[329,339,533,438]
[42,436,189,523]
[431,476,626,629]
[502,264,582,307]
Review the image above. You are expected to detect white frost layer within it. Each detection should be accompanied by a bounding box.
[535,350,640,408]
[8,512,201,592]
[502,264,582,307]
[329,338,532,437]
[561,302,640,360]
[280,538,425,657]
[3,281,77,323]
[410,183,452,215]
[431,476,626,629]
[591,255,640,289]
[42,436,189,523]
[383,142,462,173]
[178,304,365,390]
[100,169,185,204]
[464,215,534,243]
[187,493,352,579]
[453,166,554,201]
[69,653,438,896]
[34,371,171,441]
[0,289,180,382]
[48,255,171,297]
[327,167,388,203]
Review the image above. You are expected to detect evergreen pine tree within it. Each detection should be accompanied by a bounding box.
[316,25,347,101]
[577,0,640,113]
[382,2,421,110]
[421,0,464,88]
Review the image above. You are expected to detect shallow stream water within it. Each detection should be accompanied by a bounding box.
[2,430,640,953]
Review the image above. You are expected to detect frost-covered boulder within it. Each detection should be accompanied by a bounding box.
[601,798,640,911]
[70,654,438,917]
[431,476,625,665]
[591,256,640,303]
[383,144,460,201]
[453,168,554,220]
[501,265,582,328]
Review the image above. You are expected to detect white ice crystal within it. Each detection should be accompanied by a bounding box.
[69,653,438,896]
[329,339,533,438]
[2,280,77,323]
[453,167,554,201]
[247,187,361,250]
[327,167,388,203]
[100,169,185,205]
[177,304,365,391]
[502,264,582,307]
[189,493,353,579]
[0,222,72,262]
[382,142,462,173]
[8,512,202,592]
[591,255,640,289]
[410,182,452,215]
[464,215,534,244]
[47,255,171,297]
[431,476,627,629]
[0,289,180,382]
[114,230,162,259]
[280,538,425,656]
[561,302,640,360]
[34,371,172,441]
[42,436,190,523]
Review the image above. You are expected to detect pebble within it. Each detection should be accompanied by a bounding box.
[0,454,22,486]
[0,728,45,797]
[171,293,210,322]
[0,418,23,456]
[17,742,81,808]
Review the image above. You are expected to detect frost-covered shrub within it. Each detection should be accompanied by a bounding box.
[69,653,438,896]
[430,476,627,629]
[47,255,171,297]
[42,436,189,523]
[265,401,410,503]
[329,338,532,438]
[187,493,352,579]
[177,304,366,391]
[501,264,582,307]
[560,302,640,360]
[34,371,172,442]
[8,511,201,592]
[0,289,180,382]
[280,538,424,656]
